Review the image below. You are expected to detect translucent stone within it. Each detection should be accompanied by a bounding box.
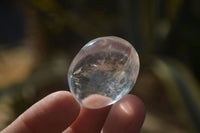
[68,36,140,109]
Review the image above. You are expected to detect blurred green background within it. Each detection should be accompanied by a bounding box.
[0,0,199,132]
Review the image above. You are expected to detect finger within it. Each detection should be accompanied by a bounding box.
[102,95,146,133]
[2,91,80,133]
[64,106,110,133]
[64,95,111,133]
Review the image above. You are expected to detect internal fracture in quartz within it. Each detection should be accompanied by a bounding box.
[68,36,139,109]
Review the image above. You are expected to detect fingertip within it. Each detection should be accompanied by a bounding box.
[2,91,80,133]
[26,91,81,132]
[66,105,111,133]
[122,94,146,118]
[44,91,81,122]
[44,91,80,114]
[103,94,146,133]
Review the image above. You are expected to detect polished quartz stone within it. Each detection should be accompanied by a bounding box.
[68,36,140,109]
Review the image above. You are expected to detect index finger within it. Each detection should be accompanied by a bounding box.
[2,91,80,133]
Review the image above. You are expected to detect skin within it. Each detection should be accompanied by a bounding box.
[1,91,146,133]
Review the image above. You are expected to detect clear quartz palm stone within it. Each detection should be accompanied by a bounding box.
[68,36,139,109]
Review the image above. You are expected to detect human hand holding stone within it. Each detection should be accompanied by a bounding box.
[2,91,145,133]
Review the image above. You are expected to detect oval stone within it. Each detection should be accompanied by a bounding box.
[68,36,140,109]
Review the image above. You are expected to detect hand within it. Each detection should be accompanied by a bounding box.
[2,91,145,133]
